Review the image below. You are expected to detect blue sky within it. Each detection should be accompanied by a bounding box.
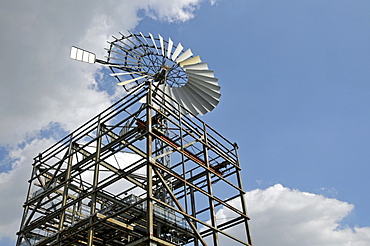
[135,0,370,226]
[0,0,369,245]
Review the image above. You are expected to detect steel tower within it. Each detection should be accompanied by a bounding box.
[16,32,253,246]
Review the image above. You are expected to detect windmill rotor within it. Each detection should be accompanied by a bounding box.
[70,31,221,116]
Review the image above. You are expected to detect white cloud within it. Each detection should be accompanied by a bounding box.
[215,184,370,246]
[0,138,56,239]
[0,1,212,244]
[141,0,201,22]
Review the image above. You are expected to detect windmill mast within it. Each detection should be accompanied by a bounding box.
[16,32,253,246]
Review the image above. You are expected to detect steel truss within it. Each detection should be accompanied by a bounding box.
[16,82,253,246]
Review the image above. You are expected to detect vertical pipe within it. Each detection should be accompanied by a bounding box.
[146,82,154,242]
[234,143,253,245]
[203,123,219,246]
[87,118,102,246]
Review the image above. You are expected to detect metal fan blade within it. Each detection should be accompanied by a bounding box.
[179,87,205,115]
[139,32,151,46]
[177,87,198,115]
[117,75,148,86]
[149,32,159,54]
[172,43,183,61]
[120,32,144,55]
[187,73,218,85]
[118,33,145,57]
[163,85,175,110]
[183,63,209,71]
[176,49,193,63]
[167,38,173,59]
[129,31,151,55]
[185,85,215,113]
[188,78,221,95]
[181,86,209,115]
[185,69,215,78]
[186,82,220,106]
[179,56,201,67]
[169,88,185,110]
[173,87,199,115]
[159,34,165,56]
[163,84,173,105]
[166,87,186,114]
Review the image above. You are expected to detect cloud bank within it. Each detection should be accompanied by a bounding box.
[216,184,370,245]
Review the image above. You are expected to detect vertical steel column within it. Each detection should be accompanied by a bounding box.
[190,187,199,246]
[87,119,102,246]
[178,103,189,214]
[146,82,155,245]
[234,143,253,245]
[58,137,74,232]
[203,123,219,246]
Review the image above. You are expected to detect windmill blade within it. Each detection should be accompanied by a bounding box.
[129,31,151,55]
[179,56,201,67]
[186,82,220,107]
[178,87,204,115]
[176,49,193,63]
[185,69,214,78]
[159,34,165,56]
[188,78,221,95]
[180,86,209,115]
[139,32,151,46]
[185,85,216,113]
[116,34,145,57]
[120,32,145,57]
[172,87,198,115]
[183,63,209,71]
[172,43,183,61]
[166,87,183,113]
[149,32,159,54]
[163,84,173,108]
[187,73,218,85]
[167,37,173,59]
[117,75,148,86]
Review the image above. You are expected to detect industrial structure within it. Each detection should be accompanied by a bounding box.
[16,32,253,245]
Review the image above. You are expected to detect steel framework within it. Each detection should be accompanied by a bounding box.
[16,82,253,246]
